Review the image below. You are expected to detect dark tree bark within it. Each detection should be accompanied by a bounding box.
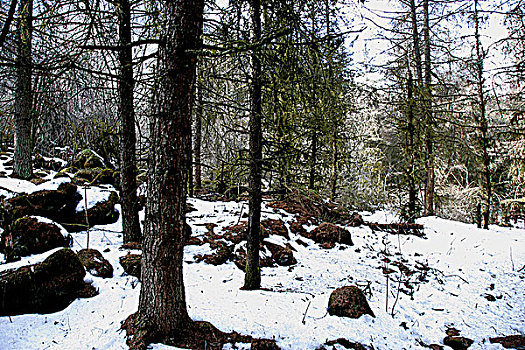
[118,0,141,244]
[194,64,203,191]
[0,0,18,48]
[137,0,204,340]
[406,63,417,223]
[244,0,262,290]
[13,0,33,180]
[422,0,435,216]
[473,0,491,229]
[308,130,317,191]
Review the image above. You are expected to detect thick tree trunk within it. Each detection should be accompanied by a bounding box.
[118,0,141,244]
[423,0,435,216]
[474,0,491,229]
[244,0,262,290]
[13,0,33,180]
[138,0,204,340]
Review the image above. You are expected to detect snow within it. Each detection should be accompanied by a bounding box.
[0,179,523,349]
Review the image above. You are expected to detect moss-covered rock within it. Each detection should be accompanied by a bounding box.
[77,248,113,278]
[72,168,117,186]
[443,336,474,350]
[2,182,81,227]
[71,149,106,169]
[119,254,141,278]
[265,242,296,266]
[261,219,289,239]
[2,216,71,261]
[0,248,95,316]
[308,223,354,246]
[66,192,119,232]
[328,286,375,319]
[33,154,64,171]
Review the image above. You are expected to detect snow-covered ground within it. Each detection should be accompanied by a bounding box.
[0,159,523,349]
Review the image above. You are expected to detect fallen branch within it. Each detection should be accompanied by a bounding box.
[367,222,425,237]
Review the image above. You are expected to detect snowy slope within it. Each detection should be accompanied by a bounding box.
[0,179,523,349]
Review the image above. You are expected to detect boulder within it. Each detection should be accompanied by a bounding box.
[1,216,71,261]
[71,149,106,169]
[72,168,118,186]
[328,286,375,319]
[265,242,296,266]
[261,219,289,239]
[251,339,281,350]
[2,182,81,226]
[120,254,141,278]
[67,191,120,232]
[77,248,113,278]
[489,335,525,349]
[0,248,95,315]
[309,223,354,246]
[32,154,64,171]
[443,336,474,350]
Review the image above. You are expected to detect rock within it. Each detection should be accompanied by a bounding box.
[484,293,496,301]
[119,254,141,278]
[328,286,375,318]
[443,336,474,350]
[309,223,354,246]
[72,168,117,186]
[1,216,71,261]
[77,248,113,278]
[32,154,63,171]
[71,149,106,169]
[489,335,525,349]
[66,191,119,232]
[265,241,296,266]
[0,248,95,315]
[289,220,307,236]
[347,212,364,227]
[261,219,289,239]
[251,339,281,350]
[196,242,233,266]
[325,338,368,350]
[2,182,81,227]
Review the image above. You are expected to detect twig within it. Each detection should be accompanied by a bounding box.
[302,300,311,324]
[510,247,515,271]
[236,202,245,225]
[444,274,469,284]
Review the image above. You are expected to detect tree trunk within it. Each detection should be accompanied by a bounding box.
[138,0,204,340]
[309,130,317,191]
[407,64,417,223]
[194,60,203,191]
[118,0,141,244]
[423,0,435,216]
[330,129,338,201]
[244,0,262,290]
[474,0,491,229]
[13,0,33,180]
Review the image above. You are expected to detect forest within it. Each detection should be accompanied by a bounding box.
[0,0,524,349]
